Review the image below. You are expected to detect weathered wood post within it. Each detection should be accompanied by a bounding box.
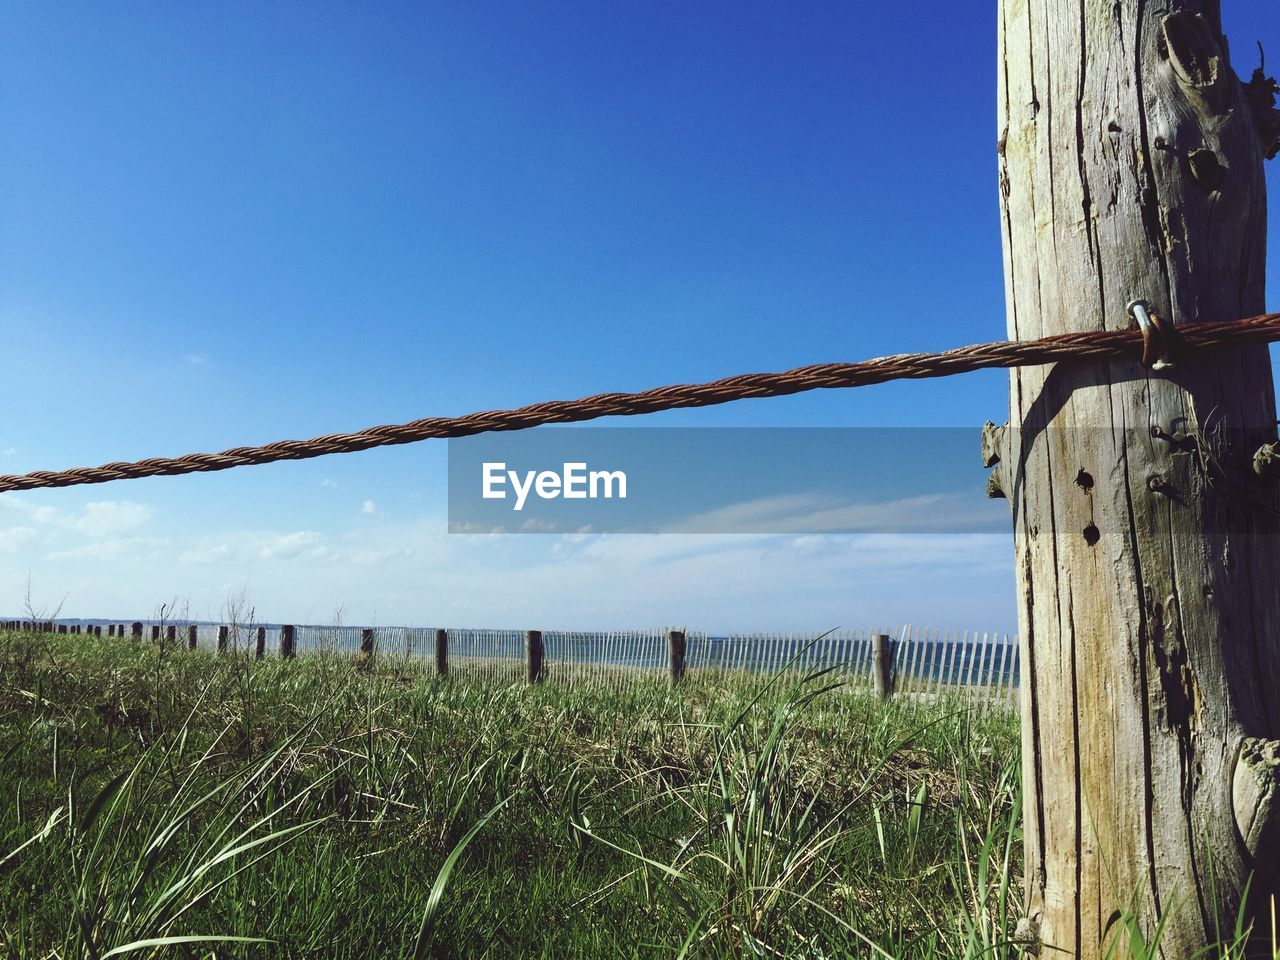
[992,5,1280,953]
[435,628,448,676]
[57,624,66,635]
[525,629,544,684]
[360,628,374,658]
[280,624,296,659]
[216,625,228,654]
[187,625,197,650]
[871,632,892,700]
[164,625,175,645]
[131,622,142,639]
[150,625,160,642]
[255,627,266,659]
[667,629,687,686]
[107,624,114,637]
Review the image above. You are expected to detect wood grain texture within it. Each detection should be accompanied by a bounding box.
[997,1,1280,954]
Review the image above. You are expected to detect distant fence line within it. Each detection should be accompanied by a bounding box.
[1,620,1019,705]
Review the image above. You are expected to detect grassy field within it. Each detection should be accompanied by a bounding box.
[0,627,1026,958]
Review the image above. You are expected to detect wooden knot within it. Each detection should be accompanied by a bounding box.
[1160,12,1229,112]
[1232,737,1280,870]
[1187,148,1225,190]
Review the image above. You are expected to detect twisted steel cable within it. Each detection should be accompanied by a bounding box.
[4,312,1280,494]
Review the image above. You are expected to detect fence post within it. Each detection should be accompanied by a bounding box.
[255,627,266,659]
[525,629,544,684]
[217,625,228,654]
[188,625,198,650]
[151,625,160,642]
[360,628,374,659]
[280,624,296,659]
[435,628,448,676]
[107,624,115,637]
[131,622,142,638]
[165,625,176,644]
[58,624,67,634]
[668,629,687,685]
[872,632,893,699]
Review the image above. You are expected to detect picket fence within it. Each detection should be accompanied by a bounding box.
[4,619,1018,705]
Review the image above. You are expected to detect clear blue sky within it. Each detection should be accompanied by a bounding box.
[2,3,1277,631]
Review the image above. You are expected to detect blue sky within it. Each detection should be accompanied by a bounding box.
[1,3,1277,632]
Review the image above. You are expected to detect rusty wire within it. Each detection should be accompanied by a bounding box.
[3,312,1280,494]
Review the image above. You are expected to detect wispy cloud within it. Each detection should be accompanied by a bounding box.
[179,544,234,565]
[361,499,377,516]
[258,531,326,561]
[182,353,209,366]
[670,491,1004,535]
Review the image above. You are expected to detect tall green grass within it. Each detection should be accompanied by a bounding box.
[0,627,1085,956]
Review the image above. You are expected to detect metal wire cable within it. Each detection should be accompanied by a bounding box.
[3,312,1279,494]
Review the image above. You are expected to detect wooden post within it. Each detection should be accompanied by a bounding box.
[280,624,295,659]
[57,624,66,634]
[525,629,543,684]
[131,622,141,638]
[187,625,197,650]
[871,633,891,700]
[667,629,687,685]
[150,625,160,642]
[435,628,448,676]
[165,625,175,644]
[216,625,228,654]
[107,624,114,637]
[994,5,1280,952]
[360,628,374,658]
[255,627,266,659]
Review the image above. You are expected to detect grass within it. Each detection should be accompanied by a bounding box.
[0,627,1027,958]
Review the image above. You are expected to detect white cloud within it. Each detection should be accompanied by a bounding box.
[46,537,167,561]
[74,501,152,537]
[182,353,209,366]
[258,531,325,560]
[179,544,234,565]
[0,526,35,552]
[361,500,377,515]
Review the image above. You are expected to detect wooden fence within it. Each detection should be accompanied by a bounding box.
[0,620,1019,704]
